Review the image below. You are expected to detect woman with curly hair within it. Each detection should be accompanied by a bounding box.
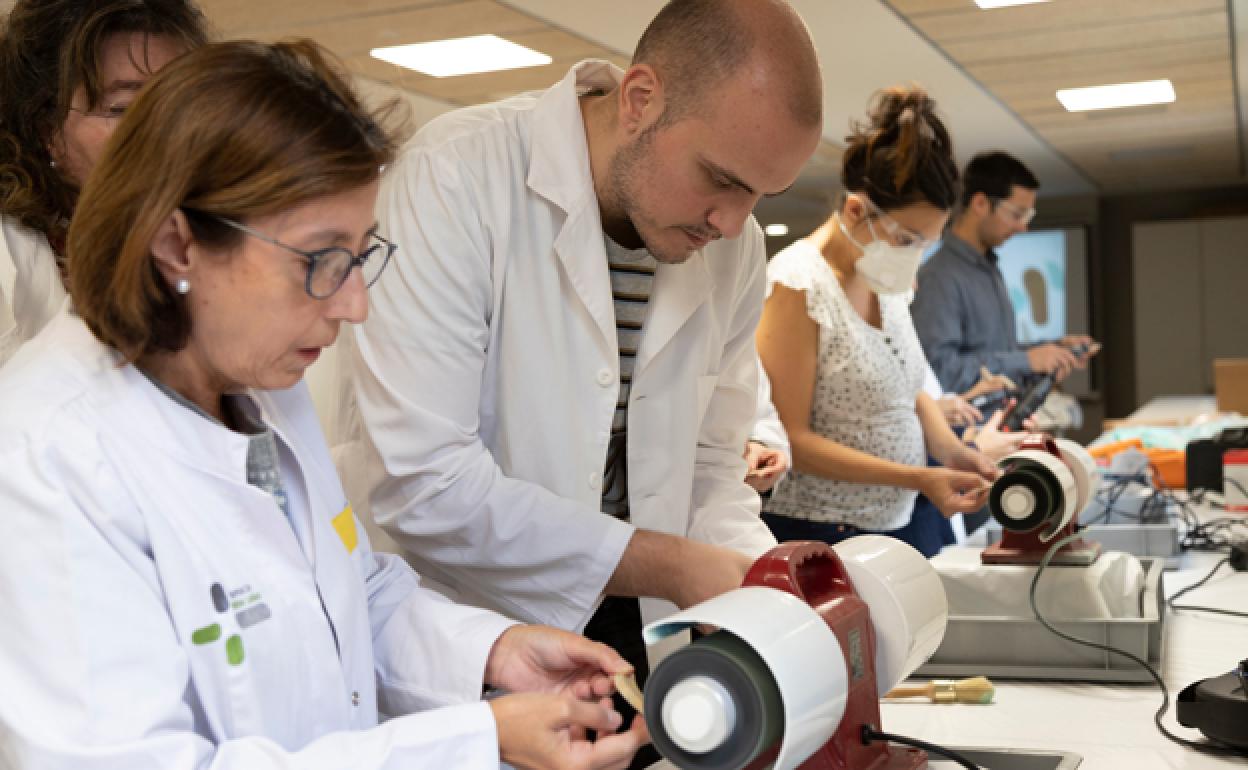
[0,0,208,363]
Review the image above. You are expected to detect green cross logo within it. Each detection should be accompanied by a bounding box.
[191,582,269,666]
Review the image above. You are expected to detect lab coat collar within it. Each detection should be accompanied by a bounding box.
[528,60,624,354]
[526,59,619,214]
[52,312,267,488]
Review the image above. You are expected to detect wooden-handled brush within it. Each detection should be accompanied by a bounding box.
[883,676,995,704]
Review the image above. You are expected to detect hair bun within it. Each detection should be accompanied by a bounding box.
[840,85,958,211]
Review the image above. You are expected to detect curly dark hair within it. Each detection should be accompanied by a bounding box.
[0,0,209,255]
[841,85,959,212]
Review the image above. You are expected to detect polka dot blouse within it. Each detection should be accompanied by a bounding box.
[763,239,928,531]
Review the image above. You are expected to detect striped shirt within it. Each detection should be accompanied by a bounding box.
[602,238,657,519]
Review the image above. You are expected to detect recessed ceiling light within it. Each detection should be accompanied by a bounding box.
[370,34,552,78]
[975,0,1049,8]
[1056,79,1176,112]
[764,224,790,237]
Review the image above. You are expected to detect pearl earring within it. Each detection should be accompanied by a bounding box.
[175,278,190,295]
[49,159,57,168]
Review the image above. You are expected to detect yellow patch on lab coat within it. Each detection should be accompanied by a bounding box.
[331,506,358,553]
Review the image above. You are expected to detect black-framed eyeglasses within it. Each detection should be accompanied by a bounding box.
[211,215,397,300]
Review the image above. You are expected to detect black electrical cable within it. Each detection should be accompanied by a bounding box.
[1029,533,1248,757]
[1168,604,1248,619]
[1167,558,1229,606]
[1166,556,1248,619]
[860,726,979,769]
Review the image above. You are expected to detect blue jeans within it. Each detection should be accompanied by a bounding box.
[762,495,950,559]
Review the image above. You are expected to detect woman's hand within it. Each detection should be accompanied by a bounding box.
[919,466,993,518]
[935,395,982,428]
[485,625,630,701]
[964,407,1032,461]
[490,693,649,770]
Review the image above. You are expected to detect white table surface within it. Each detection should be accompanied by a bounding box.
[652,504,1248,769]
[880,544,1248,769]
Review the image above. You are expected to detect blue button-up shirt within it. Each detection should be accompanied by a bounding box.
[912,233,1032,394]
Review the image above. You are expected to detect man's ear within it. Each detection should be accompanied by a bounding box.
[616,63,664,136]
[149,209,196,287]
[970,191,993,218]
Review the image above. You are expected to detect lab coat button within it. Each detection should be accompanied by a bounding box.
[351,691,360,707]
[596,368,614,387]
[589,471,602,490]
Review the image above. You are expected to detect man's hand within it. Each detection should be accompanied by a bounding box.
[963,366,1018,401]
[1026,343,1079,381]
[744,440,788,492]
[490,693,649,770]
[606,532,755,612]
[485,625,629,700]
[670,541,754,610]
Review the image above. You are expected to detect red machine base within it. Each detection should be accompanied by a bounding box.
[981,522,1102,566]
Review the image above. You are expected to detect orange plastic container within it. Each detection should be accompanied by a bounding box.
[1143,448,1186,489]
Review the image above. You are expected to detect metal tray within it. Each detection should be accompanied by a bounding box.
[916,558,1165,683]
[929,747,1082,769]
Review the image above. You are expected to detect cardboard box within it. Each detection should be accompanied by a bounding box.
[1214,358,1248,415]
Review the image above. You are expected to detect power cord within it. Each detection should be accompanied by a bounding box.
[1166,549,1248,620]
[1029,531,1248,758]
[861,725,979,769]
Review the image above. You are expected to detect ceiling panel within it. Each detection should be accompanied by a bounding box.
[884,0,1244,192]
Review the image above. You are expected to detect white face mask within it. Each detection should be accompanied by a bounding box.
[836,205,926,296]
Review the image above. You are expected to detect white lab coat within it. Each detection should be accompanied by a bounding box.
[0,310,517,769]
[353,59,777,632]
[749,364,792,473]
[0,215,66,366]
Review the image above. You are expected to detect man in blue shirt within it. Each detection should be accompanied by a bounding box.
[913,152,1096,394]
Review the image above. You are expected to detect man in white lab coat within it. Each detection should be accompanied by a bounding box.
[353,0,824,694]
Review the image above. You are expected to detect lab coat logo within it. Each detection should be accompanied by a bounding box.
[190,582,272,666]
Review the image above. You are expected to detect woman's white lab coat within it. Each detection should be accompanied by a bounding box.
[0,311,516,769]
[0,215,66,365]
[352,60,777,632]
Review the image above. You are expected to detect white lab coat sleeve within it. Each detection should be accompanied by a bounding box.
[0,436,502,770]
[686,225,779,557]
[747,364,792,468]
[356,144,633,630]
[359,546,519,713]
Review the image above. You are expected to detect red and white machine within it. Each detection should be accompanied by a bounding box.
[642,537,948,770]
[982,436,1102,566]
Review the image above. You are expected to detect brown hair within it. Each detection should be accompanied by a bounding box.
[841,85,959,212]
[69,39,401,361]
[0,0,209,253]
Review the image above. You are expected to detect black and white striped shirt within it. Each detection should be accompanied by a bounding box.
[601,238,657,520]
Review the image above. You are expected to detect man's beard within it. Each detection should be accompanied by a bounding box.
[603,124,698,264]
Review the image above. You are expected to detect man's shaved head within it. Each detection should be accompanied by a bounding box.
[631,0,822,127]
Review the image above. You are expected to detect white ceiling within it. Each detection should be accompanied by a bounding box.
[10,0,1246,234]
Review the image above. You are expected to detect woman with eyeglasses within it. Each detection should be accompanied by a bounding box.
[755,86,1000,557]
[0,0,208,365]
[0,39,646,770]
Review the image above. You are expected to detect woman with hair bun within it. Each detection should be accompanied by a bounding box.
[756,86,999,557]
